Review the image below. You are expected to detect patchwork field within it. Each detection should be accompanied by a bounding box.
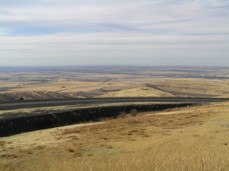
[0,66,229,102]
[1,66,229,170]
[0,102,229,170]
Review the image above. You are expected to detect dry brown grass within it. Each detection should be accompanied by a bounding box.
[1,77,229,102]
[151,78,229,98]
[1,67,229,102]
[0,102,229,170]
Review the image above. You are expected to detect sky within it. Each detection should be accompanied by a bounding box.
[0,0,229,66]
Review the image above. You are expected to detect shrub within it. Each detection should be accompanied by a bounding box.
[18,97,24,101]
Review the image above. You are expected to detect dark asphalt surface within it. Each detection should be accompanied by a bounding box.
[1,97,229,110]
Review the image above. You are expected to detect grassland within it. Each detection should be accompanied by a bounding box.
[0,66,229,101]
[0,102,229,171]
[0,66,229,170]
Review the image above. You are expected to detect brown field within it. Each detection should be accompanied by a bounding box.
[0,102,229,170]
[0,66,229,101]
[1,66,229,170]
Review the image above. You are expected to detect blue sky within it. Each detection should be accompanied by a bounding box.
[0,0,229,66]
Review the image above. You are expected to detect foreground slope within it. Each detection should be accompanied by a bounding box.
[0,102,229,171]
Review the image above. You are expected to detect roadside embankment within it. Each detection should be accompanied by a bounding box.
[0,103,194,137]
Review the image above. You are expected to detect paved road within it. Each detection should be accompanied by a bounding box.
[1,97,229,110]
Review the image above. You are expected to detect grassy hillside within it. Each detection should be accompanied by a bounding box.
[1,102,229,170]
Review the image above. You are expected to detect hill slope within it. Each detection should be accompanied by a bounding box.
[0,102,229,170]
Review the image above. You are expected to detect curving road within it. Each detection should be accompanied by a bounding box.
[1,97,229,136]
[1,97,229,110]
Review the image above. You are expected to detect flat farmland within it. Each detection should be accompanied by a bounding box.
[0,66,229,102]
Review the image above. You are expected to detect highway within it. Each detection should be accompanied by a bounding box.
[1,97,229,136]
[1,97,229,110]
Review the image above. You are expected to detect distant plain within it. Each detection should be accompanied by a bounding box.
[0,66,229,102]
[0,66,229,171]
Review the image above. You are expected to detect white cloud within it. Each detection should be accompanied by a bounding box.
[0,0,229,66]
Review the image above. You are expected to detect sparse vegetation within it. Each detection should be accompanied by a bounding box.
[1,102,229,170]
[130,109,137,116]
[18,96,24,101]
[67,147,75,153]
